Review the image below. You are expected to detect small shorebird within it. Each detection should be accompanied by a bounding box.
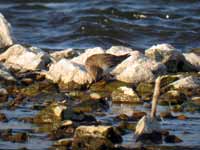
[85,53,130,82]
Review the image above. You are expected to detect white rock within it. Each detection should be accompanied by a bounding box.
[112,52,166,84]
[145,43,196,72]
[0,13,13,48]
[72,47,105,65]
[183,52,200,71]
[50,48,78,61]
[135,115,160,136]
[0,44,50,71]
[0,63,16,81]
[169,76,200,90]
[46,59,92,85]
[106,46,133,56]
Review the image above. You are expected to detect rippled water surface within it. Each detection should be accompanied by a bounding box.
[1,0,200,51]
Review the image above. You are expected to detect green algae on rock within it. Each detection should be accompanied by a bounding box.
[112,86,142,104]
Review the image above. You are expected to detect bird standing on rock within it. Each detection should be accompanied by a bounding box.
[85,53,130,82]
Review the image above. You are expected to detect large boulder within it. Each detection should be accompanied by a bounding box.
[45,47,105,86]
[45,59,92,86]
[112,51,166,84]
[145,44,197,72]
[0,44,50,71]
[0,13,13,49]
[183,52,200,71]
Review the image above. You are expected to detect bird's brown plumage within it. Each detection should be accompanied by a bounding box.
[85,53,130,82]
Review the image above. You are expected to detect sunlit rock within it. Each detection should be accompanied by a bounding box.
[34,102,67,124]
[170,76,200,91]
[50,48,78,61]
[73,125,122,150]
[0,13,13,48]
[106,46,133,56]
[45,59,92,85]
[183,52,200,71]
[111,86,141,103]
[112,51,166,84]
[72,47,105,65]
[145,43,197,72]
[0,44,50,71]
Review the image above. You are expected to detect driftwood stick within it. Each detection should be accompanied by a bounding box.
[151,76,162,119]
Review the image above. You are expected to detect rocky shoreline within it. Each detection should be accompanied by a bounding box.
[0,13,200,150]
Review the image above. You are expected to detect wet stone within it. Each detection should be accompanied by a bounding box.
[21,78,34,85]
[164,135,183,143]
[53,138,73,147]
[112,86,142,104]
[0,113,8,122]
[132,111,147,120]
[176,115,188,120]
[159,112,175,119]
[136,131,162,144]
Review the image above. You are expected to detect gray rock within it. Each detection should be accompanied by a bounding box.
[0,44,50,71]
[112,51,166,84]
[0,63,16,81]
[145,44,197,72]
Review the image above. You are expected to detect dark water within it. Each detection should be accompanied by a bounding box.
[0,0,200,51]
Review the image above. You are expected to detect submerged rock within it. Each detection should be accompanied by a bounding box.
[111,86,141,104]
[164,135,182,143]
[112,51,166,84]
[0,44,50,71]
[145,44,197,72]
[0,13,13,48]
[34,102,67,124]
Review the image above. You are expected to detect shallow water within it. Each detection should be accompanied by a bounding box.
[1,0,200,51]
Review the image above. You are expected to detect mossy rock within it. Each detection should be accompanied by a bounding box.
[17,80,57,97]
[136,82,154,101]
[90,80,131,97]
[112,87,142,104]
[59,81,87,92]
[34,102,67,124]
[159,90,187,105]
[72,136,114,150]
